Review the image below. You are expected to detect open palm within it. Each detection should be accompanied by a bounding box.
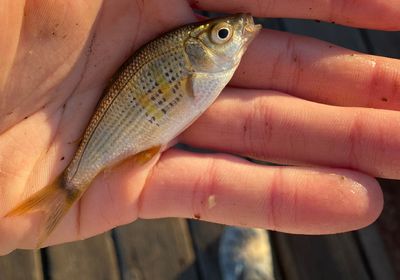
[1,0,400,254]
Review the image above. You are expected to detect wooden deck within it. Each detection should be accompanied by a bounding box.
[1,17,400,280]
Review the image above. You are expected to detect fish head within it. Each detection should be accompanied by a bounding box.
[185,13,261,73]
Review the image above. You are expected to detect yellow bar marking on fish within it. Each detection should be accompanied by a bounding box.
[136,90,161,117]
[134,69,175,121]
[155,73,174,99]
[155,74,173,99]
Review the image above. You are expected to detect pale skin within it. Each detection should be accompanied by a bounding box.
[0,0,400,254]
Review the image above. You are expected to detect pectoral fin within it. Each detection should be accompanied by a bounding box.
[182,74,195,98]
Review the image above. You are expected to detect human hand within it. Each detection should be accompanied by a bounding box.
[1,0,399,254]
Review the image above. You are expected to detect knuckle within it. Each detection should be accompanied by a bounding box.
[242,96,273,160]
[366,59,400,107]
[346,110,393,176]
[265,168,298,230]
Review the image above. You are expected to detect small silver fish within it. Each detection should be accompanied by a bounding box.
[6,13,261,245]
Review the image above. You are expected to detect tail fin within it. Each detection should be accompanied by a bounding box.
[5,176,77,247]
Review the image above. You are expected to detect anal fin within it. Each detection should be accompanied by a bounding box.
[132,145,162,165]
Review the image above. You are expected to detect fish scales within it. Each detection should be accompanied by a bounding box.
[5,14,261,246]
[66,26,195,188]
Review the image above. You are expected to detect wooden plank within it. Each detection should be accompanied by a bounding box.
[357,224,396,280]
[255,18,284,31]
[0,249,43,280]
[375,179,400,278]
[362,30,400,58]
[281,19,368,52]
[272,232,370,280]
[188,220,225,280]
[113,218,198,280]
[45,232,119,280]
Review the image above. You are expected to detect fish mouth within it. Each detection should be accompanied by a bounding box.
[238,13,261,49]
[242,13,262,34]
[227,14,261,69]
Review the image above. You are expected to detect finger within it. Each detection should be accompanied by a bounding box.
[233,29,400,110]
[180,88,400,179]
[190,0,400,30]
[1,146,381,253]
[139,149,383,234]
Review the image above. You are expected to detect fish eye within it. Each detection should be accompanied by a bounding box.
[211,23,233,44]
[218,28,229,39]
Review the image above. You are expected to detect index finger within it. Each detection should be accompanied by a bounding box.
[190,0,400,30]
